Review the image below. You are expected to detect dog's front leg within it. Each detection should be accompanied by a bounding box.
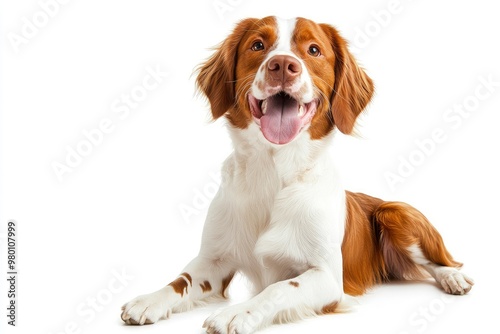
[121,256,235,325]
[203,263,343,334]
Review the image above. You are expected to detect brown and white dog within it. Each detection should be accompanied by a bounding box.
[121,16,473,333]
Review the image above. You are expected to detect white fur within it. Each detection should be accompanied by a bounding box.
[275,17,295,52]
[122,17,347,333]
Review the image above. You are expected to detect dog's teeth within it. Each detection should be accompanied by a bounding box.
[262,100,267,114]
[298,105,305,117]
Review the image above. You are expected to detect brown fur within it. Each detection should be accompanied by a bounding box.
[221,272,235,298]
[200,280,212,293]
[180,272,192,285]
[321,302,339,314]
[342,192,386,295]
[320,24,374,135]
[168,277,189,297]
[342,191,461,295]
[196,17,277,128]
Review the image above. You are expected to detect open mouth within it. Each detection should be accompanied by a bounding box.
[248,92,317,145]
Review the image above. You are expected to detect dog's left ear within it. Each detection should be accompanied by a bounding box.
[196,18,258,120]
[320,24,374,134]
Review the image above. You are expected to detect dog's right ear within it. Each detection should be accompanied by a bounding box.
[196,18,258,120]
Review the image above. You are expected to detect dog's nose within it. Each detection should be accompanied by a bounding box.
[267,55,302,84]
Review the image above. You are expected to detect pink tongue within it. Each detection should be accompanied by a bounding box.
[260,93,301,145]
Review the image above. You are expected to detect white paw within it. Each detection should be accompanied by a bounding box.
[121,291,171,325]
[203,305,262,334]
[438,269,474,295]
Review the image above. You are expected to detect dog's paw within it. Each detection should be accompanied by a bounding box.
[438,269,474,295]
[121,291,171,325]
[203,305,262,334]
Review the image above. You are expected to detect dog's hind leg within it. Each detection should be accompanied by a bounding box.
[407,244,474,295]
[374,201,474,295]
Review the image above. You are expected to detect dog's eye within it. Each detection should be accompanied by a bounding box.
[308,45,321,57]
[251,41,265,51]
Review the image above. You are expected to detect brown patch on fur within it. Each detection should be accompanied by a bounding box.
[180,272,192,286]
[290,18,374,139]
[375,202,462,274]
[343,191,386,295]
[221,272,235,298]
[196,16,277,129]
[200,280,212,293]
[289,281,299,287]
[343,191,462,295]
[321,302,338,314]
[196,18,256,121]
[319,24,374,135]
[292,18,336,140]
[168,277,189,297]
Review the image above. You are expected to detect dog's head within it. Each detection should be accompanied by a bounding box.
[197,16,374,145]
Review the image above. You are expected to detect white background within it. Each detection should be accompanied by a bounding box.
[1,0,499,333]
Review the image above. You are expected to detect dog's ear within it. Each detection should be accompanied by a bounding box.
[196,18,258,120]
[320,24,374,134]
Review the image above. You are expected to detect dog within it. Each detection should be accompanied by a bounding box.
[121,16,473,333]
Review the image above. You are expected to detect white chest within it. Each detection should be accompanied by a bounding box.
[202,125,344,288]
